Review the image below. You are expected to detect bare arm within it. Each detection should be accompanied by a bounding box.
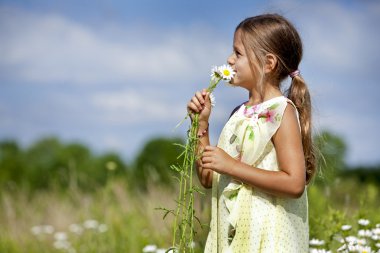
[196,122,213,188]
[202,104,306,198]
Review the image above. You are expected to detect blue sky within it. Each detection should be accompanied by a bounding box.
[0,0,379,166]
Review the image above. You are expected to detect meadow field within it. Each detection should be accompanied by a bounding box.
[1,177,379,253]
[0,136,379,252]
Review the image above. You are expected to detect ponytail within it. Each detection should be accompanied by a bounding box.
[287,75,316,184]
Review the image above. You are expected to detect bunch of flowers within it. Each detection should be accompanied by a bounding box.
[309,218,380,253]
[157,65,234,253]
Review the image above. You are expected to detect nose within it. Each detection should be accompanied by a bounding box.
[227,53,235,66]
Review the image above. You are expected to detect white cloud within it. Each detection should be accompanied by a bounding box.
[91,89,186,124]
[0,6,229,85]
[297,1,380,75]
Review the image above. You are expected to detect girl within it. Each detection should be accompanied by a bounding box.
[187,14,316,253]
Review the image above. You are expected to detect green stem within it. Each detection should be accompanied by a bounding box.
[171,76,224,252]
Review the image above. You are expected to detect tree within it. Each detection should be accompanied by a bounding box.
[314,130,347,183]
[133,137,185,191]
[0,140,25,188]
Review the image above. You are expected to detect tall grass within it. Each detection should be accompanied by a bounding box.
[0,179,210,253]
[0,176,379,252]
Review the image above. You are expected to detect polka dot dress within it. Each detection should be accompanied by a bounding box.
[204,96,309,253]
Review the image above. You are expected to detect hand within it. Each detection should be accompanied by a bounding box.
[187,89,212,123]
[201,146,237,175]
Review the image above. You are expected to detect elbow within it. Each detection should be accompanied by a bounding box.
[201,177,212,189]
[202,182,212,189]
[289,183,305,199]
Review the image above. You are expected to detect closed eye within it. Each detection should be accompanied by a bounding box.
[233,46,242,57]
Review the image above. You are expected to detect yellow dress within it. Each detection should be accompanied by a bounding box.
[204,96,309,253]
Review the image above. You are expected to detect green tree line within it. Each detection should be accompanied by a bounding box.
[0,131,379,193]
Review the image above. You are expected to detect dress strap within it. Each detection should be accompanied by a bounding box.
[286,98,301,130]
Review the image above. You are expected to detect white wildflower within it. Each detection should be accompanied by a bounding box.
[142,244,157,252]
[210,65,220,80]
[98,224,108,233]
[54,232,68,241]
[209,93,216,107]
[358,229,373,238]
[376,242,380,248]
[310,238,325,246]
[373,228,380,236]
[376,224,380,228]
[83,219,99,229]
[358,219,370,226]
[337,244,347,252]
[372,234,380,241]
[69,224,83,235]
[342,225,352,231]
[309,249,331,253]
[43,225,54,234]
[346,236,358,244]
[218,64,235,81]
[358,245,373,253]
[347,244,357,252]
[53,240,71,250]
[188,241,196,248]
[31,226,43,235]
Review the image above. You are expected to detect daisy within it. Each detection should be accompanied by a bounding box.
[218,64,235,81]
[209,93,216,107]
[210,65,221,80]
[341,225,352,231]
[358,219,370,226]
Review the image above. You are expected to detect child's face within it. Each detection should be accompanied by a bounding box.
[227,29,256,90]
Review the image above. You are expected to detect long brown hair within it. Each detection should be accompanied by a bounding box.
[236,13,316,183]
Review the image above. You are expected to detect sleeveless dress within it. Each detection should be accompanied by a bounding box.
[204,96,309,253]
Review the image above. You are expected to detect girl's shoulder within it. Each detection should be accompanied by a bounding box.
[228,96,295,123]
[228,101,247,119]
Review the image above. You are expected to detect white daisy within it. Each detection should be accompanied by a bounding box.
[69,224,83,235]
[358,219,370,226]
[31,226,43,235]
[218,64,235,81]
[54,232,68,241]
[210,65,221,80]
[209,93,216,107]
[83,219,99,229]
[98,224,108,233]
[142,244,157,253]
[309,238,325,246]
[342,225,352,231]
[358,229,373,238]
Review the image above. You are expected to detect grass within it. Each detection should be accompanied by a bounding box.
[0,176,379,252]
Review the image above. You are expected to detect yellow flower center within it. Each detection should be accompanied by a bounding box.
[223,69,230,76]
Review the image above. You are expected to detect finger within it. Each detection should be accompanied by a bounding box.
[201,151,213,158]
[202,88,208,96]
[188,100,201,113]
[204,145,216,151]
[202,156,213,164]
[195,91,205,105]
[201,161,214,170]
[191,96,203,111]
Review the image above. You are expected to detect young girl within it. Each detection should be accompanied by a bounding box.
[187,14,316,252]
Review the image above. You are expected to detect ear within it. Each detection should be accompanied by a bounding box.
[264,53,278,74]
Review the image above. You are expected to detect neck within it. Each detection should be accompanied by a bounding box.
[246,81,282,106]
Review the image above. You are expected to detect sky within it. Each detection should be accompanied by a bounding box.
[0,0,379,166]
